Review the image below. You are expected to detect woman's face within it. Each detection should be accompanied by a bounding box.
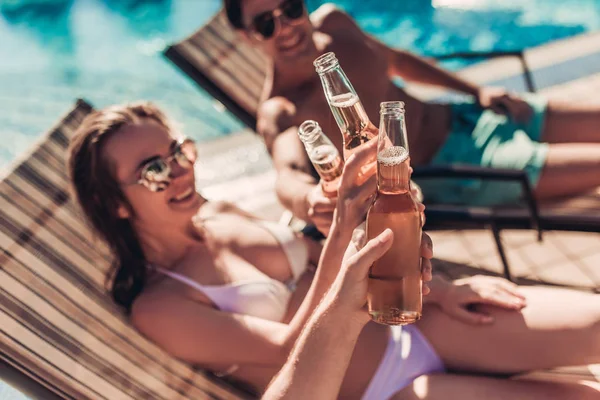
[102,119,202,233]
[242,0,314,62]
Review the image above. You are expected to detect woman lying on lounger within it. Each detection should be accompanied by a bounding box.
[68,102,600,400]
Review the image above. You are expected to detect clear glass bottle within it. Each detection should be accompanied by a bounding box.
[298,120,344,197]
[313,52,378,160]
[366,101,423,325]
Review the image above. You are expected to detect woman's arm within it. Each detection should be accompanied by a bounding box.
[264,226,436,399]
[262,300,365,400]
[132,143,378,369]
[258,98,337,235]
[276,142,378,347]
[263,230,394,400]
[195,199,323,266]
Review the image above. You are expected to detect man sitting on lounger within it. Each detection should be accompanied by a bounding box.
[224,0,600,235]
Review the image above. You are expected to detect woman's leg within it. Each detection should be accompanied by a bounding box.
[534,143,600,200]
[416,286,600,374]
[541,100,600,144]
[391,374,600,400]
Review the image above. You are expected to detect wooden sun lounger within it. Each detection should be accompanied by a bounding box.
[0,99,252,400]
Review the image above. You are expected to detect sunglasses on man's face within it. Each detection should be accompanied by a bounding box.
[127,138,197,192]
[249,0,305,40]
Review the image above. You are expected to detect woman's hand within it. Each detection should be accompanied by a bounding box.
[343,224,434,296]
[437,275,527,325]
[263,230,395,400]
[477,86,533,124]
[333,140,377,235]
[325,229,394,324]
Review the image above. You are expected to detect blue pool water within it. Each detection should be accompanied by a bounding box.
[1,0,599,171]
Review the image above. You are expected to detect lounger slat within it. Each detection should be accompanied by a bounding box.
[34,147,66,180]
[172,12,266,117]
[1,246,213,388]
[1,227,234,393]
[0,236,119,334]
[22,158,71,203]
[0,333,98,400]
[0,196,105,279]
[0,309,132,400]
[0,215,211,383]
[492,188,600,229]
[0,187,110,265]
[178,40,262,115]
[189,23,264,86]
[193,13,266,87]
[1,252,220,400]
[3,173,110,262]
[1,269,202,400]
[0,216,108,297]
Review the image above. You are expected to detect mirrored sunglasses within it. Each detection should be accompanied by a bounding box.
[132,138,197,192]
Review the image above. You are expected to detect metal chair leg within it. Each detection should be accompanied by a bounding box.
[490,222,513,282]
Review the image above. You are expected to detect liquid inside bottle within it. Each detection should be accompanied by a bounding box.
[298,120,344,197]
[314,53,378,161]
[328,93,378,159]
[366,102,423,325]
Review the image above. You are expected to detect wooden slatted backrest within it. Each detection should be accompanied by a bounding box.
[0,99,251,400]
[164,11,267,129]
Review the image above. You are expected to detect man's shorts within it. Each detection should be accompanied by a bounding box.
[416,95,549,206]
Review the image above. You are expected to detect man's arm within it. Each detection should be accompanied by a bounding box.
[262,228,397,400]
[271,127,319,221]
[262,299,364,400]
[321,6,479,96]
[257,97,316,219]
[258,98,336,233]
[387,49,479,96]
[262,224,435,399]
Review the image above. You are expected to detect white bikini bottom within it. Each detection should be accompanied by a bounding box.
[361,325,445,400]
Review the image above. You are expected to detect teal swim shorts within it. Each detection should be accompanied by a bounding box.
[416,95,549,206]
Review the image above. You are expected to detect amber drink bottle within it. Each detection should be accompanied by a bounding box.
[366,101,422,325]
[313,52,378,160]
[298,120,344,197]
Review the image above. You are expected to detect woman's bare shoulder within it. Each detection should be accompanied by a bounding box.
[198,200,258,220]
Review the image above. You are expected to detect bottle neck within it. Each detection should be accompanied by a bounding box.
[316,53,376,157]
[302,134,330,152]
[377,103,410,194]
[318,64,358,105]
[298,120,323,148]
[322,77,375,157]
[376,149,411,194]
[298,120,335,151]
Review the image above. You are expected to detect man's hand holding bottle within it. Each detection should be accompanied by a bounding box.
[304,184,336,236]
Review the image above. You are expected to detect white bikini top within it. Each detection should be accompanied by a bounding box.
[152,221,311,323]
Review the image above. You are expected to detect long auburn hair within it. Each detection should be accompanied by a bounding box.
[68,102,173,313]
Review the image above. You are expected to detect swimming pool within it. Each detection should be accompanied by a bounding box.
[0,0,599,173]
